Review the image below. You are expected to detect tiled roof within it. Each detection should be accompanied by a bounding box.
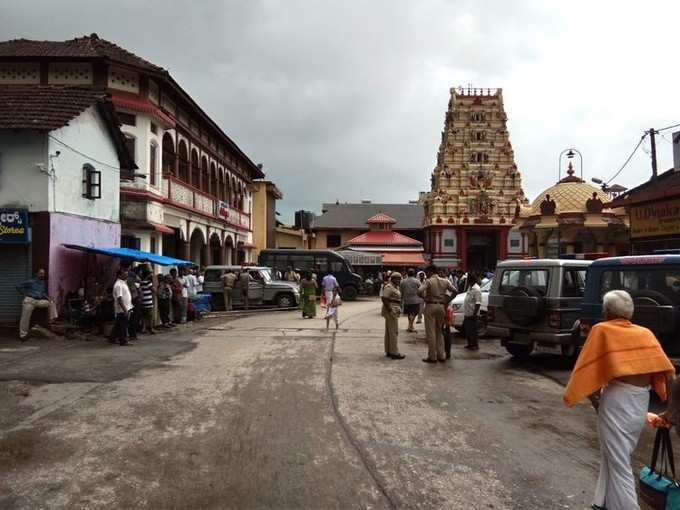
[382,252,428,266]
[366,213,397,224]
[0,34,165,73]
[314,203,424,230]
[346,231,422,246]
[0,85,109,130]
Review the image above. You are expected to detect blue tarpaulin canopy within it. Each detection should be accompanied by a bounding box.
[63,244,193,266]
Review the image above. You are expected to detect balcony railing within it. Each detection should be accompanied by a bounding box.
[163,176,250,230]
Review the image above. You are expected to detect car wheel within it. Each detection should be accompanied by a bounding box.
[342,286,358,301]
[276,293,295,308]
[560,344,578,358]
[505,342,533,359]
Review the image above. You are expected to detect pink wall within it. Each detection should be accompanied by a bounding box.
[48,213,120,311]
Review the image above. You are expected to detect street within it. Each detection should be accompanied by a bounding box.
[0,299,663,509]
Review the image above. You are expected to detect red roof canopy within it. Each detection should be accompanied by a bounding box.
[366,213,397,224]
[347,231,422,246]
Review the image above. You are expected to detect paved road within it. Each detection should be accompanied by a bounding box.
[0,299,659,509]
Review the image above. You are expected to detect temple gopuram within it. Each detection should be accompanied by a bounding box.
[423,87,528,270]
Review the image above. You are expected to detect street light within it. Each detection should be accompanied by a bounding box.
[558,148,583,181]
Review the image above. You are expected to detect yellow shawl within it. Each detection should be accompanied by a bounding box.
[563,319,674,407]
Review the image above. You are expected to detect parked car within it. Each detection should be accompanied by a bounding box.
[450,278,492,336]
[258,249,363,300]
[203,265,300,310]
[487,259,591,358]
[580,254,680,364]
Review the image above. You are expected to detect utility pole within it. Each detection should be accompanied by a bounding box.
[649,127,658,179]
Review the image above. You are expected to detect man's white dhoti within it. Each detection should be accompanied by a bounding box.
[593,380,649,510]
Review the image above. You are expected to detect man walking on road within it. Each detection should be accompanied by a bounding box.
[400,268,421,333]
[381,272,405,360]
[321,272,339,307]
[462,272,482,351]
[221,269,236,311]
[16,268,58,340]
[418,264,454,363]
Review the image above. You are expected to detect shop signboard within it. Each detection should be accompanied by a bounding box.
[0,209,30,244]
[631,198,680,239]
[337,250,383,266]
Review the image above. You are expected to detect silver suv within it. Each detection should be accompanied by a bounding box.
[487,259,591,358]
[203,266,300,310]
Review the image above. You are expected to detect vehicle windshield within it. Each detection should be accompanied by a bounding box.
[259,269,272,283]
[481,279,493,292]
[499,269,549,295]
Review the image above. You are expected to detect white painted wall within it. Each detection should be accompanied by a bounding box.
[119,110,163,195]
[48,105,121,222]
[0,130,49,210]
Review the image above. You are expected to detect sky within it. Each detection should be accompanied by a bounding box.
[3,0,679,223]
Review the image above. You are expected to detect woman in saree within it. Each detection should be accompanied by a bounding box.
[300,271,317,319]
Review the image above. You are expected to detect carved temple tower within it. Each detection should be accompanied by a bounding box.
[423,87,529,270]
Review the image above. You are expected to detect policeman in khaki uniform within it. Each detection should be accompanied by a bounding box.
[418,264,455,363]
[381,272,406,360]
[221,269,237,311]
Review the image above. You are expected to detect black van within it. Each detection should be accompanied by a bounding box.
[258,249,363,300]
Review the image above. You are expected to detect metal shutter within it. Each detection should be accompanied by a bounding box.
[0,245,31,322]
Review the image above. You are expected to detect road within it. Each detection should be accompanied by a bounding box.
[0,298,661,509]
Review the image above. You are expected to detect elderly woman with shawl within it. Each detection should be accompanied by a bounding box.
[564,290,675,510]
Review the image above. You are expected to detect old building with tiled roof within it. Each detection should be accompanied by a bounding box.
[0,85,135,319]
[0,33,262,269]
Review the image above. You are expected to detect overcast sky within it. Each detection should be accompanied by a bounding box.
[3,1,679,222]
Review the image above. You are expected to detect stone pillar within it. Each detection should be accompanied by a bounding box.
[499,228,508,262]
[459,229,468,270]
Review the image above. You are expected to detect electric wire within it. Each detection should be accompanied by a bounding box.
[605,134,646,185]
[656,122,680,133]
[47,134,124,172]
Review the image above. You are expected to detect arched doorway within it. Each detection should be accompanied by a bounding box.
[224,236,234,265]
[191,150,200,189]
[178,140,189,182]
[236,241,246,265]
[162,133,175,175]
[210,233,222,265]
[189,228,206,266]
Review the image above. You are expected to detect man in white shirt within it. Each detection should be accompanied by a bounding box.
[462,272,483,350]
[111,267,134,346]
[322,273,339,307]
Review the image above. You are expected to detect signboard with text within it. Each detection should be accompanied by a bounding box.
[0,209,30,244]
[631,198,680,239]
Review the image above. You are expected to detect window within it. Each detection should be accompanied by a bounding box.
[121,235,140,249]
[499,269,549,295]
[475,131,486,141]
[150,236,157,254]
[510,239,520,248]
[204,268,222,282]
[149,144,157,186]
[330,261,344,272]
[118,112,136,126]
[562,269,586,297]
[150,122,157,135]
[82,164,101,199]
[289,255,313,270]
[124,135,136,164]
[601,269,680,301]
[315,257,329,272]
[444,238,454,247]
[327,234,341,248]
[470,112,486,122]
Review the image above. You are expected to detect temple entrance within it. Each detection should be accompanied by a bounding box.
[467,231,498,272]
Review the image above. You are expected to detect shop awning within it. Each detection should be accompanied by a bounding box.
[381,252,428,266]
[63,244,193,266]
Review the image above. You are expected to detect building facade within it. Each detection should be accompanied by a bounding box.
[0,34,264,269]
[312,202,424,249]
[423,88,528,270]
[0,87,134,319]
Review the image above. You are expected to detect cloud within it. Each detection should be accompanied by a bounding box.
[2,0,678,222]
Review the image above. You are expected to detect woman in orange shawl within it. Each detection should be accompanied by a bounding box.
[564,290,674,510]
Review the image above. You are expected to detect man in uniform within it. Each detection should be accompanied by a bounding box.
[418,264,455,363]
[381,272,405,360]
[221,269,237,311]
[238,266,253,310]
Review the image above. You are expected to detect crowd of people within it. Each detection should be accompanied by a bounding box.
[16,263,211,345]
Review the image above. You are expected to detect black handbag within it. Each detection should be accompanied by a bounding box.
[639,428,680,510]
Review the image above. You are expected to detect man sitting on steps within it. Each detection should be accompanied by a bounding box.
[16,268,58,341]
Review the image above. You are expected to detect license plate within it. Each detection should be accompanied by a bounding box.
[535,343,561,355]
